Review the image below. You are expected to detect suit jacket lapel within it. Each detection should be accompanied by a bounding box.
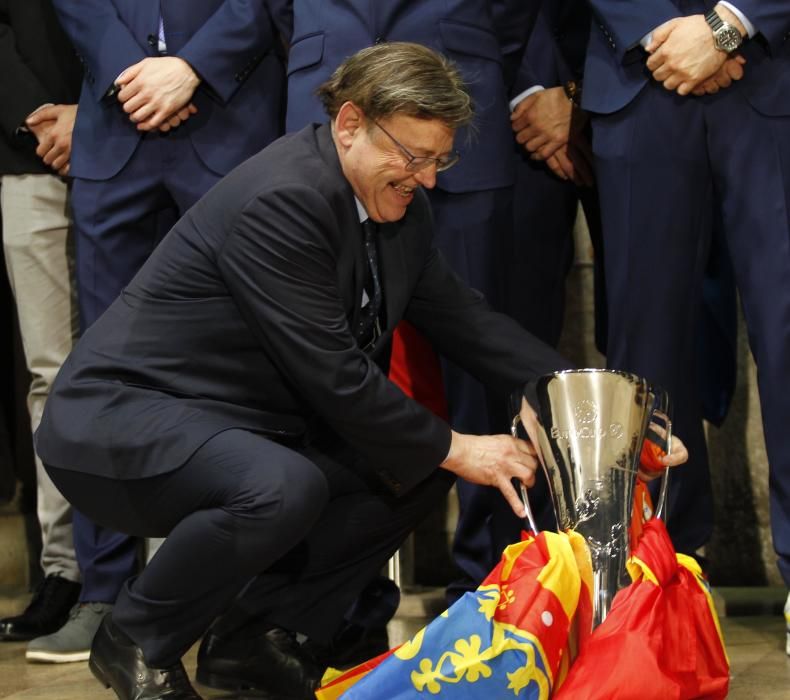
[314,124,368,331]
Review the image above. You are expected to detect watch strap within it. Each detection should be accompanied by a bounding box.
[705,9,724,32]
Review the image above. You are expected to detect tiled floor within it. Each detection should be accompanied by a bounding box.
[0,612,787,698]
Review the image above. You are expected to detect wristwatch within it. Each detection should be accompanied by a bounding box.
[704,8,743,53]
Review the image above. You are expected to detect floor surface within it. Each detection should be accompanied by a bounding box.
[0,613,787,698]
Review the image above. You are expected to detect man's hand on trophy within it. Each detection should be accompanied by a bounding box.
[441,431,539,517]
[639,426,689,482]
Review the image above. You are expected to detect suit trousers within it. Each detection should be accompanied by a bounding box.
[68,129,223,604]
[46,427,455,666]
[427,187,513,435]
[592,80,790,583]
[1,174,79,583]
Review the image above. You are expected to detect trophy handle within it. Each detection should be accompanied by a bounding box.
[642,387,672,521]
[511,414,540,534]
[650,408,672,521]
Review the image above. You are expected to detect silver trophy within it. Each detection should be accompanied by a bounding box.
[513,369,671,628]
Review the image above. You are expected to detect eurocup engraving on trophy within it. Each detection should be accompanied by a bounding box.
[529,369,668,628]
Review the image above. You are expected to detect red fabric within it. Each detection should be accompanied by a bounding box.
[387,321,448,419]
[554,520,729,700]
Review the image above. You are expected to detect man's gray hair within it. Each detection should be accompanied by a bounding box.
[317,42,473,130]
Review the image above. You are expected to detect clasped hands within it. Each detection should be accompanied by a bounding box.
[114,56,201,132]
[511,87,594,186]
[645,11,746,97]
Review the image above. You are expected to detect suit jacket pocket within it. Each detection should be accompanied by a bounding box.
[287,32,325,76]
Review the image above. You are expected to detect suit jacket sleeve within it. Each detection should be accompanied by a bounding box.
[586,0,679,60]
[172,0,280,105]
[52,0,147,100]
[0,1,51,137]
[217,185,452,494]
[491,0,542,94]
[728,1,790,50]
[404,243,574,399]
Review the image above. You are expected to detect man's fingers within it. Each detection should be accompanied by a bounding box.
[51,151,69,171]
[525,133,550,154]
[498,477,528,519]
[546,155,569,181]
[663,73,683,92]
[116,61,143,87]
[121,90,150,116]
[128,102,159,126]
[646,49,667,73]
[662,435,689,467]
[26,105,60,126]
[35,136,53,159]
[676,79,697,96]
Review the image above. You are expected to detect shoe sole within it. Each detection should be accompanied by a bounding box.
[88,654,117,694]
[196,668,313,700]
[196,667,262,692]
[0,632,39,642]
[26,649,90,663]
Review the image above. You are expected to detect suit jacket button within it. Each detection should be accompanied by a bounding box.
[147,34,157,46]
[374,36,385,44]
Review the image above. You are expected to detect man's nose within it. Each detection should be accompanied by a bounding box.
[413,163,438,189]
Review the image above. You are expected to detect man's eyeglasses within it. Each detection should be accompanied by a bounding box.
[373,120,460,173]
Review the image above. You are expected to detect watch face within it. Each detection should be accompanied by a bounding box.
[716,26,742,52]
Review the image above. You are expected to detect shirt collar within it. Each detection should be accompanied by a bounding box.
[354,196,368,224]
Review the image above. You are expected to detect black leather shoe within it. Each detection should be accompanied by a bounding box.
[196,624,323,700]
[90,615,202,700]
[0,574,80,641]
[304,623,390,669]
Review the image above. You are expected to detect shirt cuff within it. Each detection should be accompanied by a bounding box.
[719,2,755,37]
[509,85,545,113]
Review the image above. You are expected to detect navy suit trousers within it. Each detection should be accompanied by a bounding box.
[592,81,790,583]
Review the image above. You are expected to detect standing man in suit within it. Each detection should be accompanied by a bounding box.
[583,0,790,631]
[34,43,574,700]
[449,0,608,602]
[0,0,82,649]
[38,0,287,661]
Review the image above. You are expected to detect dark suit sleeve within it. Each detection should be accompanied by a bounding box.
[404,243,573,398]
[0,3,51,137]
[585,0,679,59]
[728,1,790,50]
[174,0,280,105]
[490,0,541,92]
[52,0,146,100]
[217,185,452,494]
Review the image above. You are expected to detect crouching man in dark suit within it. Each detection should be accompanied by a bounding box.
[36,42,683,700]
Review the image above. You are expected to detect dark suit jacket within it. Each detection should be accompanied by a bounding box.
[0,0,81,175]
[583,0,790,115]
[52,0,285,180]
[281,0,538,193]
[514,0,589,93]
[36,124,569,496]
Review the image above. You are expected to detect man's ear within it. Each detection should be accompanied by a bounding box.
[334,101,364,148]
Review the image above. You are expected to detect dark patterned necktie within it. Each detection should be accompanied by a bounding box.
[355,219,382,350]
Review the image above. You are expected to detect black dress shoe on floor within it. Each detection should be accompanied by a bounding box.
[0,574,81,641]
[89,615,202,700]
[304,622,390,670]
[196,624,323,700]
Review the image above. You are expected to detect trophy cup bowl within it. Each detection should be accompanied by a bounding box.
[526,369,668,628]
